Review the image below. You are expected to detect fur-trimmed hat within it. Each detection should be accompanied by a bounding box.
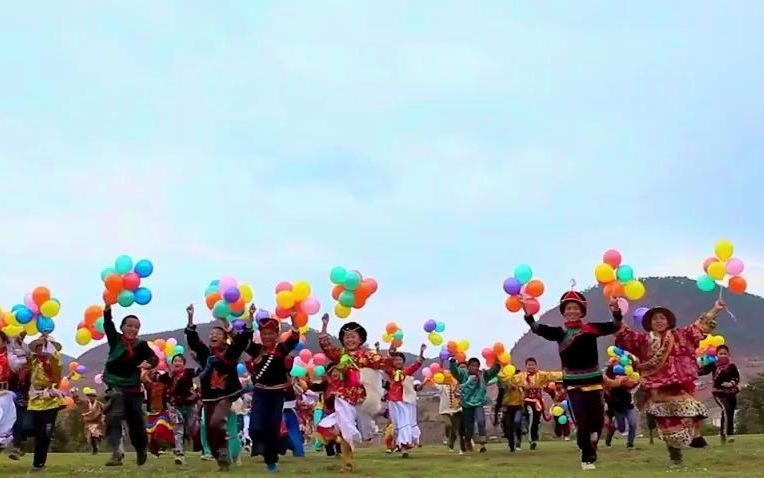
[559,290,588,317]
[339,321,367,345]
[641,306,676,332]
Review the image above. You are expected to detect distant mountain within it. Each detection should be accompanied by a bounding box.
[510,276,764,381]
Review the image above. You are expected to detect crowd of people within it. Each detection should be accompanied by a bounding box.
[0,287,742,472]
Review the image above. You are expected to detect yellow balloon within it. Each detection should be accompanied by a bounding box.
[715,239,734,262]
[623,280,646,300]
[624,365,634,375]
[24,321,39,335]
[712,335,725,346]
[298,325,310,334]
[292,281,311,302]
[6,312,20,326]
[2,325,24,337]
[630,372,641,381]
[607,346,617,357]
[457,339,470,353]
[276,291,296,309]
[75,327,92,346]
[498,352,512,365]
[334,304,351,319]
[501,364,516,377]
[433,372,445,384]
[428,332,443,346]
[594,263,616,283]
[552,406,564,417]
[239,284,254,304]
[382,333,392,343]
[40,300,60,318]
[707,261,725,281]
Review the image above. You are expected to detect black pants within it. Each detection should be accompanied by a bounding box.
[325,440,342,456]
[31,408,59,468]
[524,403,542,443]
[105,389,148,454]
[249,388,285,466]
[714,394,737,438]
[567,388,604,463]
[12,403,33,447]
[501,406,523,450]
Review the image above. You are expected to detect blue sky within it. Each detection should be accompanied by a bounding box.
[1,2,762,356]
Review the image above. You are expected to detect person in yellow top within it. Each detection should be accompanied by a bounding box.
[494,374,524,452]
[26,336,65,470]
[509,358,562,450]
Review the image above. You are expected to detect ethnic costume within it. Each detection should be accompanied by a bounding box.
[616,304,720,466]
[508,369,562,448]
[78,388,105,454]
[524,290,621,469]
[699,352,740,443]
[437,378,465,452]
[6,337,32,460]
[156,365,198,463]
[603,369,637,448]
[0,340,25,448]
[26,338,65,469]
[143,370,174,456]
[384,355,423,453]
[449,360,501,451]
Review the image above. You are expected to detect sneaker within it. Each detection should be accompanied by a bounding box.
[581,462,597,471]
[530,442,537,451]
[385,449,393,454]
[728,437,735,443]
[175,454,185,465]
[670,460,683,470]
[105,453,124,467]
[458,450,464,455]
[137,449,148,466]
[401,451,409,458]
[7,447,23,461]
[266,463,278,473]
[479,446,487,453]
[690,437,708,448]
[200,454,215,461]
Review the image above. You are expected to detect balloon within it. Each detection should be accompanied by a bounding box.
[435,321,446,333]
[513,264,533,285]
[104,273,124,293]
[552,406,564,417]
[602,281,625,299]
[213,300,231,319]
[334,304,351,319]
[275,307,291,319]
[299,297,320,315]
[239,284,254,303]
[707,261,725,281]
[711,335,725,347]
[133,259,154,278]
[525,279,545,298]
[616,265,634,283]
[205,292,222,310]
[292,281,311,302]
[115,255,134,275]
[39,299,60,318]
[558,415,568,425]
[726,258,745,276]
[15,306,33,324]
[290,365,307,378]
[75,328,92,345]
[728,276,747,294]
[497,352,511,365]
[623,280,646,301]
[493,342,505,355]
[633,307,649,324]
[276,291,296,309]
[433,372,445,384]
[84,305,103,325]
[2,325,24,337]
[439,349,451,361]
[312,353,327,366]
[429,363,442,373]
[343,271,362,291]
[421,368,433,378]
[32,287,51,306]
[94,317,105,333]
[505,295,522,313]
[457,340,470,353]
[218,277,238,295]
[523,298,541,316]
[393,330,404,340]
[616,298,629,315]
[329,266,348,284]
[76,365,87,374]
[94,374,103,384]
[703,257,719,273]
[603,249,622,268]
[423,319,436,333]
[696,274,717,292]
[102,289,117,307]
[123,272,141,291]
[382,333,392,343]
[503,277,522,295]
[24,294,38,314]
[134,287,152,305]
[715,240,734,262]
[428,332,443,346]
[613,365,625,375]
[338,290,355,307]
[101,267,117,281]
[501,364,516,377]
[293,313,309,328]
[117,290,135,307]
[594,263,616,284]
[364,278,379,294]
[223,287,241,303]
[313,365,326,377]
[37,316,55,334]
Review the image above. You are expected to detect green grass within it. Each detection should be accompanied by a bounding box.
[4,436,764,478]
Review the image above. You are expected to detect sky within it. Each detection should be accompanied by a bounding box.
[1,2,763,357]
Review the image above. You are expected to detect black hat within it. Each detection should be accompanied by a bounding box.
[559,290,588,317]
[339,321,367,345]
[641,307,676,332]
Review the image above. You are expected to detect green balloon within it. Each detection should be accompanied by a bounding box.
[213,300,231,319]
[393,330,404,340]
[696,274,717,292]
[330,266,347,285]
[339,290,356,307]
[344,271,362,291]
[117,290,135,307]
[616,265,634,283]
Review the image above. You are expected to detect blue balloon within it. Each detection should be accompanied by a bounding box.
[613,365,625,375]
[11,304,24,313]
[613,347,624,356]
[236,363,246,376]
[15,306,34,324]
[134,287,152,306]
[295,342,305,352]
[562,399,569,411]
[435,321,446,333]
[134,259,154,278]
[115,255,134,275]
[37,316,55,334]
[204,285,218,296]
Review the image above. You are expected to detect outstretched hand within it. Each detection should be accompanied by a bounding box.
[186,304,194,326]
[714,299,726,310]
[248,302,257,319]
[608,296,620,313]
[419,344,427,358]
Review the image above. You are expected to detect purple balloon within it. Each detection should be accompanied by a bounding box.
[439,349,452,361]
[423,319,437,333]
[223,287,241,303]
[255,309,271,321]
[503,277,522,295]
[633,307,649,324]
[231,319,246,332]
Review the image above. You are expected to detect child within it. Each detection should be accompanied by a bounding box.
[102,304,158,467]
[438,371,465,454]
[310,365,342,457]
[510,358,562,450]
[26,336,65,470]
[318,314,388,472]
[6,334,31,460]
[280,377,306,458]
[384,345,425,457]
[449,357,501,453]
[547,382,573,441]
[0,331,24,449]
[142,369,174,456]
[185,303,253,471]
[155,354,198,464]
[77,387,105,454]
[615,300,724,468]
[603,367,638,449]
[699,344,740,444]
[245,312,299,473]
[522,291,622,470]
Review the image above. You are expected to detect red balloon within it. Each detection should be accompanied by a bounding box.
[275,307,291,319]
[122,272,141,291]
[365,278,378,294]
[523,298,541,315]
[92,330,105,340]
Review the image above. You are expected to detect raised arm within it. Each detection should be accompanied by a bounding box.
[404,344,426,376]
[449,358,468,384]
[318,313,343,362]
[587,298,625,336]
[682,300,725,345]
[184,305,210,365]
[103,303,120,346]
[483,362,502,382]
[227,328,254,362]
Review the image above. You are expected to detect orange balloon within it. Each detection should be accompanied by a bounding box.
[392,339,403,348]
[525,280,545,298]
[728,276,747,294]
[205,292,221,310]
[230,298,246,314]
[454,351,466,363]
[355,282,373,299]
[352,295,366,309]
[293,312,309,328]
[33,286,51,307]
[447,340,458,353]
[603,281,624,298]
[385,322,398,334]
[102,289,118,305]
[493,342,505,356]
[104,274,124,293]
[486,356,496,367]
[505,295,522,313]
[84,305,103,325]
[331,285,344,301]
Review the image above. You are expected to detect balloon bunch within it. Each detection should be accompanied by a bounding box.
[607,346,640,381]
[0,287,61,337]
[422,319,446,346]
[482,342,515,375]
[74,305,106,346]
[205,277,254,322]
[697,240,748,294]
[422,362,448,384]
[594,249,646,308]
[503,264,545,315]
[329,266,378,319]
[274,280,321,330]
[696,334,726,366]
[66,361,88,382]
[148,338,185,370]
[444,339,470,363]
[551,403,569,425]
[382,322,404,348]
[290,349,328,379]
[101,255,154,307]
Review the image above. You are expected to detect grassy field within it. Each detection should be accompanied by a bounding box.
[4,436,764,478]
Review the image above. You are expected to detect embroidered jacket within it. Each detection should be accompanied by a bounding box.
[383,359,423,403]
[27,351,65,411]
[509,370,563,410]
[318,335,389,405]
[245,330,300,389]
[186,325,253,402]
[699,361,740,396]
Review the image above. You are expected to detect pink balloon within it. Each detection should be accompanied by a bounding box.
[422,368,433,378]
[481,347,493,359]
[429,363,442,373]
[299,297,320,315]
[703,257,719,272]
[24,294,39,314]
[218,277,238,294]
[299,349,313,362]
[94,374,103,384]
[725,258,745,275]
[275,281,292,293]
[313,353,327,366]
[524,298,541,316]
[617,297,629,315]
[603,249,622,268]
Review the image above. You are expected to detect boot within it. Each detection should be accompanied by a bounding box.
[668,445,682,468]
[105,452,124,467]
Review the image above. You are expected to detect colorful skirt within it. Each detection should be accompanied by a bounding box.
[647,387,708,448]
[146,411,174,455]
